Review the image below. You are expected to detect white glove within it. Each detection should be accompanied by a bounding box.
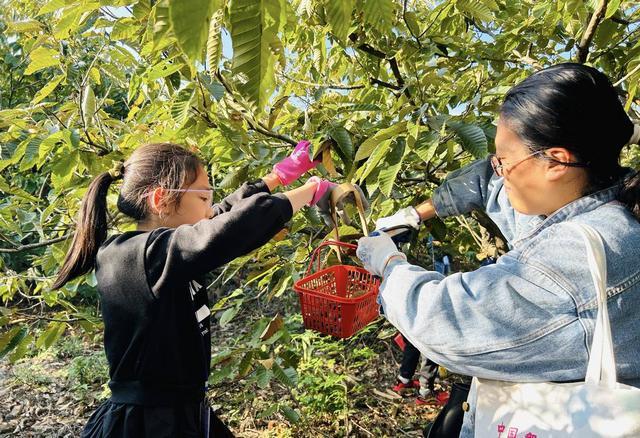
[356,232,407,277]
[374,206,421,231]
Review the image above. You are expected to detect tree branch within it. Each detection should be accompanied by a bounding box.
[0,235,69,254]
[214,71,297,146]
[351,35,416,105]
[281,74,365,90]
[576,0,609,63]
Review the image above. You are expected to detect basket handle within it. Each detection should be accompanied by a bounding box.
[329,183,369,239]
[305,240,358,276]
[329,183,368,263]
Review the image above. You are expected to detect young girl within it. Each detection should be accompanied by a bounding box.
[52,141,336,437]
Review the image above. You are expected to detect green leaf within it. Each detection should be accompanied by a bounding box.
[230,0,285,111]
[605,0,622,19]
[38,0,66,15]
[82,85,97,126]
[362,0,395,33]
[355,138,393,182]
[35,321,66,349]
[327,125,354,160]
[256,365,272,388]
[219,304,241,327]
[0,326,28,360]
[354,121,407,161]
[32,74,64,104]
[199,73,225,100]
[325,0,355,43]
[169,0,219,67]
[377,139,406,197]
[280,405,301,423]
[237,350,254,377]
[207,7,225,74]
[413,131,439,163]
[456,0,493,22]
[24,46,60,75]
[170,88,194,126]
[272,362,297,387]
[448,121,488,159]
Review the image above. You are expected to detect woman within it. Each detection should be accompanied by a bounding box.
[357,63,640,437]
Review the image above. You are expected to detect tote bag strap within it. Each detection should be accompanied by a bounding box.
[568,223,617,388]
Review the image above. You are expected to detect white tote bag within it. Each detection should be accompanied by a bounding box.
[474,223,640,437]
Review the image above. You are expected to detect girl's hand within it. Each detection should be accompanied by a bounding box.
[305,176,337,206]
[272,140,321,186]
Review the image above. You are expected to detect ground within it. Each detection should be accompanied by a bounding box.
[0,297,454,438]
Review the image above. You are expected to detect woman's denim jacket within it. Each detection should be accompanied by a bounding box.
[379,158,640,437]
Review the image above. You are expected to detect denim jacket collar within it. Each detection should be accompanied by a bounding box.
[511,183,621,248]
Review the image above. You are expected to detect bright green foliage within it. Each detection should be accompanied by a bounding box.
[1,0,640,427]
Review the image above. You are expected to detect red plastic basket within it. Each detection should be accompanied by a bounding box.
[293,241,380,338]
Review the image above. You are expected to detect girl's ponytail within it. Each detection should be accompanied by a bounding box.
[620,124,640,222]
[52,167,121,289]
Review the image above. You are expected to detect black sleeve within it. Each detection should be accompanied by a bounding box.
[211,179,271,216]
[145,191,293,294]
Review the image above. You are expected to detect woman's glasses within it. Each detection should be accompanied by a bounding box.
[490,151,544,177]
[490,151,588,177]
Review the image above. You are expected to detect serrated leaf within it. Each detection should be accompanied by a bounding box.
[170,88,194,126]
[377,139,405,197]
[413,131,439,163]
[199,73,225,100]
[355,138,393,182]
[362,0,395,33]
[35,321,65,349]
[327,125,354,160]
[457,0,493,22]
[354,121,407,161]
[0,326,28,360]
[256,365,272,388]
[24,46,60,75]
[207,7,225,74]
[169,0,219,67]
[9,333,33,363]
[272,362,297,387]
[325,0,355,43]
[19,137,42,171]
[230,0,284,112]
[448,121,488,159]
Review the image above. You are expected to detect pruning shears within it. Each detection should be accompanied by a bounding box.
[369,224,414,247]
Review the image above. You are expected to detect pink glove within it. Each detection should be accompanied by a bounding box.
[306,176,337,206]
[273,140,321,185]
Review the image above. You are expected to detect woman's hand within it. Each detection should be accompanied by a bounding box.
[356,232,407,277]
[375,206,421,230]
[272,140,321,186]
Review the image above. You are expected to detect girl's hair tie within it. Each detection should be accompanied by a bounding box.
[108,162,125,180]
